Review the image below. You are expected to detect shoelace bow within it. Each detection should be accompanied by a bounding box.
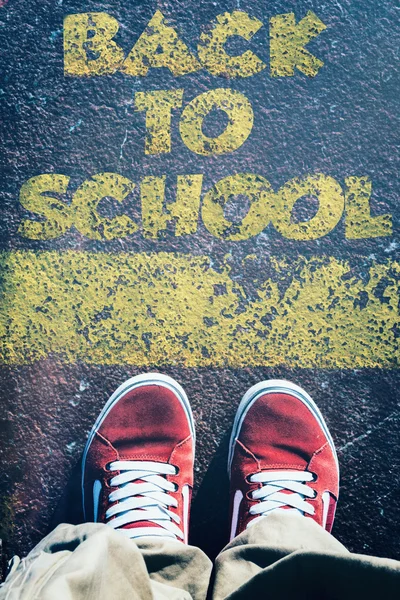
[247,470,316,527]
[105,460,183,541]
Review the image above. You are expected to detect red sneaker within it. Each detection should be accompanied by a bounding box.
[82,373,195,543]
[228,380,339,541]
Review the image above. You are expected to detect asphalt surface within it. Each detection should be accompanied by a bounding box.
[0,0,399,571]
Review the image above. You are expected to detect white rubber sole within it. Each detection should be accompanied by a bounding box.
[81,373,195,518]
[227,379,339,477]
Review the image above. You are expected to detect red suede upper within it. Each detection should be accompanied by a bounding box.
[230,392,339,537]
[83,384,194,537]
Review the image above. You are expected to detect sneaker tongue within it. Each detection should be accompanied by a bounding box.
[265,476,307,516]
[276,506,304,516]
[110,475,175,536]
[122,520,165,531]
[277,489,304,514]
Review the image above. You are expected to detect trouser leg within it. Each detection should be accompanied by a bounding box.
[0,523,212,600]
[212,512,400,599]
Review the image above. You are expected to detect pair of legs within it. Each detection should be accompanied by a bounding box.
[1,374,399,599]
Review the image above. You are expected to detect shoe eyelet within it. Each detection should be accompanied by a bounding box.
[312,490,318,499]
[173,483,179,492]
[174,466,180,475]
[105,462,112,471]
[310,472,318,482]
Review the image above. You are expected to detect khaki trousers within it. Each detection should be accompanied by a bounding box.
[1,513,399,599]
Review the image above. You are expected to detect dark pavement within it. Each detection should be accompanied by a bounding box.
[0,0,399,570]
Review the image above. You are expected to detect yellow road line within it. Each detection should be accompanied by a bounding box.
[0,251,398,367]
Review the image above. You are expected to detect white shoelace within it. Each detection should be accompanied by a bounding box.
[106,460,183,541]
[247,470,316,528]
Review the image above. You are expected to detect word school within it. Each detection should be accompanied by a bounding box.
[19,173,391,242]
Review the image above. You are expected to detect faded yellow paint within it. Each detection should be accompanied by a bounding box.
[141,175,203,238]
[122,10,201,76]
[72,173,137,240]
[17,173,392,242]
[179,88,254,155]
[345,176,393,239]
[272,174,344,240]
[135,89,184,155]
[18,174,72,240]
[202,173,275,240]
[198,11,266,77]
[0,251,398,367]
[63,10,329,79]
[270,11,327,77]
[64,12,124,76]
